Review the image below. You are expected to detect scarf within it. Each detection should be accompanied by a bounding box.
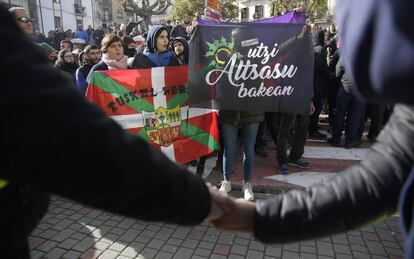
[102,53,128,70]
[144,51,172,67]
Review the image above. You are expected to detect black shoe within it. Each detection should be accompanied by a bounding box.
[196,166,204,176]
[255,148,267,157]
[327,138,341,147]
[212,164,223,173]
[345,141,361,149]
[189,160,198,166]
[309,131,327,139]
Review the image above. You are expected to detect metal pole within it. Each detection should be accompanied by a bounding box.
[91,0,95,28]
[38,0,44,33]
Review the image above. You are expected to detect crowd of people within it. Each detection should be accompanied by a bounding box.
[3,2,414,259]
[11,5,394,203]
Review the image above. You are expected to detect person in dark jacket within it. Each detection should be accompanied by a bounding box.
[54,48,78,81]
[210,2,414,258]
[75,44,101,95]
[309,28,332,138]
[170,21,189,40]
[130,25,179,69]
[92,26,105,48]
[0,6,222,258]
[328,56,365,148]
[217,27,265,202]
[122,35,137,58]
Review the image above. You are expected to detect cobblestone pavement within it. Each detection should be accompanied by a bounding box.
[29,124,405,258]
[29,195,404,259]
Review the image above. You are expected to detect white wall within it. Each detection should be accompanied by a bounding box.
[0,0,27,8]
[238,0,270,22]
[34,0,94,34]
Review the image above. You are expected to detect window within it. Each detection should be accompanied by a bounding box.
[76,18,83,29]
[53,0,60,3]
[254,5,264,19]
[74,0,84,14]
[54,16,62,28]
[241,8,249,21]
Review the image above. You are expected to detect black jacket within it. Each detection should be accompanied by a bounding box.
[170,25,189,41]
[336,57,353,93]
[312,29,331,95]
[254,104,414,242]
[86,60,109,83]
[0,6,211,258]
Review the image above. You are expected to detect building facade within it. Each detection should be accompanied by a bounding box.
[236,0,336,25]
[1,0,95,33]
[238,0,270,22]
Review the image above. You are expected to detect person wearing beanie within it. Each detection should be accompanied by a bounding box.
[38,42,57,63]
[130,25,179,68]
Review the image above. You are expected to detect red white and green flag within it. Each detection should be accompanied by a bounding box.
[86,65,219,164]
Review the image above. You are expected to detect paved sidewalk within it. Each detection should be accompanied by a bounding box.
[30,195,404,259]
[29,133,406,258]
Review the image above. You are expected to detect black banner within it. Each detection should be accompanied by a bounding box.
[188,23,314,114]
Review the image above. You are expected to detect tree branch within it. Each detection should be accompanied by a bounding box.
[128,2,144,17]
[148,0,160,10]
[152,0,171,14]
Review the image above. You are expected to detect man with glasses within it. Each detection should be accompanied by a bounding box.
[9,7,33,37]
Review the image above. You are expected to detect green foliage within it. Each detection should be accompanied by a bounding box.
[171,0,238,21]
[171,0,205,21]
[220,0,238,20]
[269,0,328,20]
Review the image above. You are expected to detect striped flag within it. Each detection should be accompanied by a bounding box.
[86,65,219,164]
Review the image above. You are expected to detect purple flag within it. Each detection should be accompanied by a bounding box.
[198,11,306,25]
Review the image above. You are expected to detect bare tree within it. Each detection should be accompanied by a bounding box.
[118,0,172,30]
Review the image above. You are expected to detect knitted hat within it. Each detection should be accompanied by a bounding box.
[38,42,56,56]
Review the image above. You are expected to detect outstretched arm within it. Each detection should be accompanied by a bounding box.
[254,104,414,242]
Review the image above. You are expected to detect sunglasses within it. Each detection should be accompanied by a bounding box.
[17,17,32,23]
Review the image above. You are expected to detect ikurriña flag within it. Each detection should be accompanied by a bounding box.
[86,65,219,164]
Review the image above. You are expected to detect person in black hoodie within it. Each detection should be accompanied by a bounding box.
[210,2,414,258]
[171,37,189,65]
[54,48,78,81]
[308,28,332,138]
[130,25,179,69]
[75,44,101,95]
[122,35,137,58]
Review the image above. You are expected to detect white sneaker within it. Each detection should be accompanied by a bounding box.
[242,182,254,201]
[219,181,232,194]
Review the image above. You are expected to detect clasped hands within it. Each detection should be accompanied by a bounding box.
[206,183,256,233]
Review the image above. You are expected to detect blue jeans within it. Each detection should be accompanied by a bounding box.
[222,123,259,182]
[332,87,365,144]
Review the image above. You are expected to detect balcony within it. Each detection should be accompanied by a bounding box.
[74,4,85,15]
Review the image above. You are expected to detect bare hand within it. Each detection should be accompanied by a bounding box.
[209,191,256,233]
[310,102,315,115]
[293,7,304,13]
[297,25,309,39]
